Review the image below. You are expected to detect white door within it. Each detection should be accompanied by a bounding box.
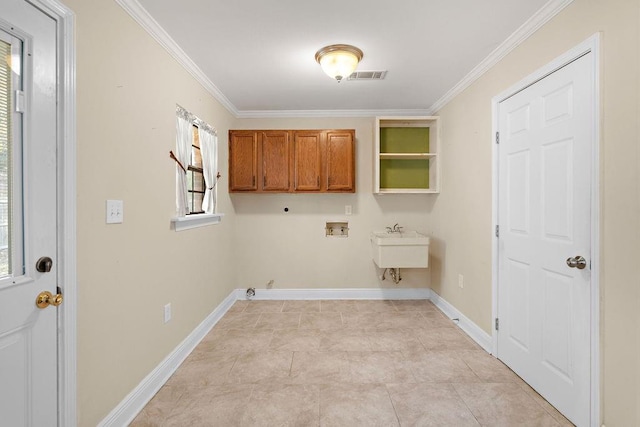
[0,1,59,426]
[497,53,593,426]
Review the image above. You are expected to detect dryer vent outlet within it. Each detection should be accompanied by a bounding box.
[246,288,256,298]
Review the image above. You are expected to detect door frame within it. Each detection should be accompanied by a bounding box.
[491,34,601,426]
[21,1,77,426]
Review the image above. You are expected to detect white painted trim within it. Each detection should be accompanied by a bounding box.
[115,0,239,117]
[98,290,238,427]
[25,1,77,426]
[491,34,601,427]
[171,213,224,231]
[245,287,432,300]
[236,109,433,119]
[430,291,492,353]
[430,0,574,114]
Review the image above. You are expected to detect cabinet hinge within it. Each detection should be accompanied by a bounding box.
[495,225,499,238]
[495,131,500,144]
[495,318,499,331]
[15,90,25,113]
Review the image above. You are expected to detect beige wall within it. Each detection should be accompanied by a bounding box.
[67,0,238,425]
[231,118,433,290]
[432,0,640,425]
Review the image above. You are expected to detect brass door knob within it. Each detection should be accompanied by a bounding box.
[36,290,63,309]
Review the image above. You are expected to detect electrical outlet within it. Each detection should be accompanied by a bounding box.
[458,274,464,289]
[164,303,171,323]
[345,205,352,215]
[106,199,123,224]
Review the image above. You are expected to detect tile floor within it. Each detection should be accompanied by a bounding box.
[131,300,573,426]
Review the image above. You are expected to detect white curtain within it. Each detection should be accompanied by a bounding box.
[198,124,218,214]
[175,106,193,216]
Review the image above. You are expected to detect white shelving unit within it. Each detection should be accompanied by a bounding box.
[374,116,440,194]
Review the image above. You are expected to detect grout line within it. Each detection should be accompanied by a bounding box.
[383,383,402,426]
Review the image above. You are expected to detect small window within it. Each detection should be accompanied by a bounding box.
[187,125,205,215]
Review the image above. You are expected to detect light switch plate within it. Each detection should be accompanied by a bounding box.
[106,200,124,224]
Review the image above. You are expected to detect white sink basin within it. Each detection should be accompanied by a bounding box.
[370,231,430,268]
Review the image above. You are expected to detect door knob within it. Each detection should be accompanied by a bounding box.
[36,290,63,309]
[36,256,53,272]
[566,255,587,270]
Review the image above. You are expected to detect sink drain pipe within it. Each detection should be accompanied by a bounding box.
[382,268,402,284]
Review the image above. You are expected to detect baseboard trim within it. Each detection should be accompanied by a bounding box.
[97,290,238,427]
[430,291,493,353]
[243,287,433,300]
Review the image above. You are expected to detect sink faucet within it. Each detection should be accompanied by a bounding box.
[387,224,403,233]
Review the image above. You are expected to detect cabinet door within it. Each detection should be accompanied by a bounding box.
[293,131,322,191]
[326,130,355,192]
[261,131,290,191]
[229,131,258,191]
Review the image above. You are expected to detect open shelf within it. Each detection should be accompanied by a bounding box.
[374,116,440,194]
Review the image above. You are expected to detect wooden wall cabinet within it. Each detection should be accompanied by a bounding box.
[229,129,355,193]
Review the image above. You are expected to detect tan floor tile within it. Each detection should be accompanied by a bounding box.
[459,350,524,383]
[130,385,185,425]
[518,382,575,426]
[320,300,358,313]
[269,328,322,351]
[165,353,237,387]
[404,350,481,383]
[300,312,343,329]
[226,300,250,314]
[454,382,561,426]
[163,383,254,427]
[243,300,285,313]
[419,311,457,328]
[255,312,301,329]
[416,328,479,351]
[290,351,351,384]
[341,312,386,329]
[242,383,320,426]
[378,312,429,329]
[319,383,399,426]
[320,328,372,351]
[282,300,321,312]
[354,299,398,313]
[347,351,416,383]
[391,299,438,312]
[387,382,480,426]
[134,299,571,427]
[215,312,261,329]
[226,351,293,384]
[217,328,274,352]
[367,328,426,352]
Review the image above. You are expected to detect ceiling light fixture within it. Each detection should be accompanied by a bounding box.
[315,44,363,83]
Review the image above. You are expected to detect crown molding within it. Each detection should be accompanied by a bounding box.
[429,0,574,114]
[236,108,433,119]
[115,0,239,117]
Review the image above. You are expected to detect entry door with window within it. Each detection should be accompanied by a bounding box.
[496,53,593,426]
[0,1,60,425]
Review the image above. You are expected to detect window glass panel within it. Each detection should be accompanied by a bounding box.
[192,192,204,213]
[192,146,202,169]
[192,171,204,192]
[0,39,12,277]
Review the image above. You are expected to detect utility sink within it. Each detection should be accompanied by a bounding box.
[370,231,430,268]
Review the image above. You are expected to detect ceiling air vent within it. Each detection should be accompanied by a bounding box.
[347,70,387,81]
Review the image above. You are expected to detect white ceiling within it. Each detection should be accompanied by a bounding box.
[134,0,550,115]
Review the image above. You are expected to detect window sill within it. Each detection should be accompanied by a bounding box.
[171,213,224,231]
